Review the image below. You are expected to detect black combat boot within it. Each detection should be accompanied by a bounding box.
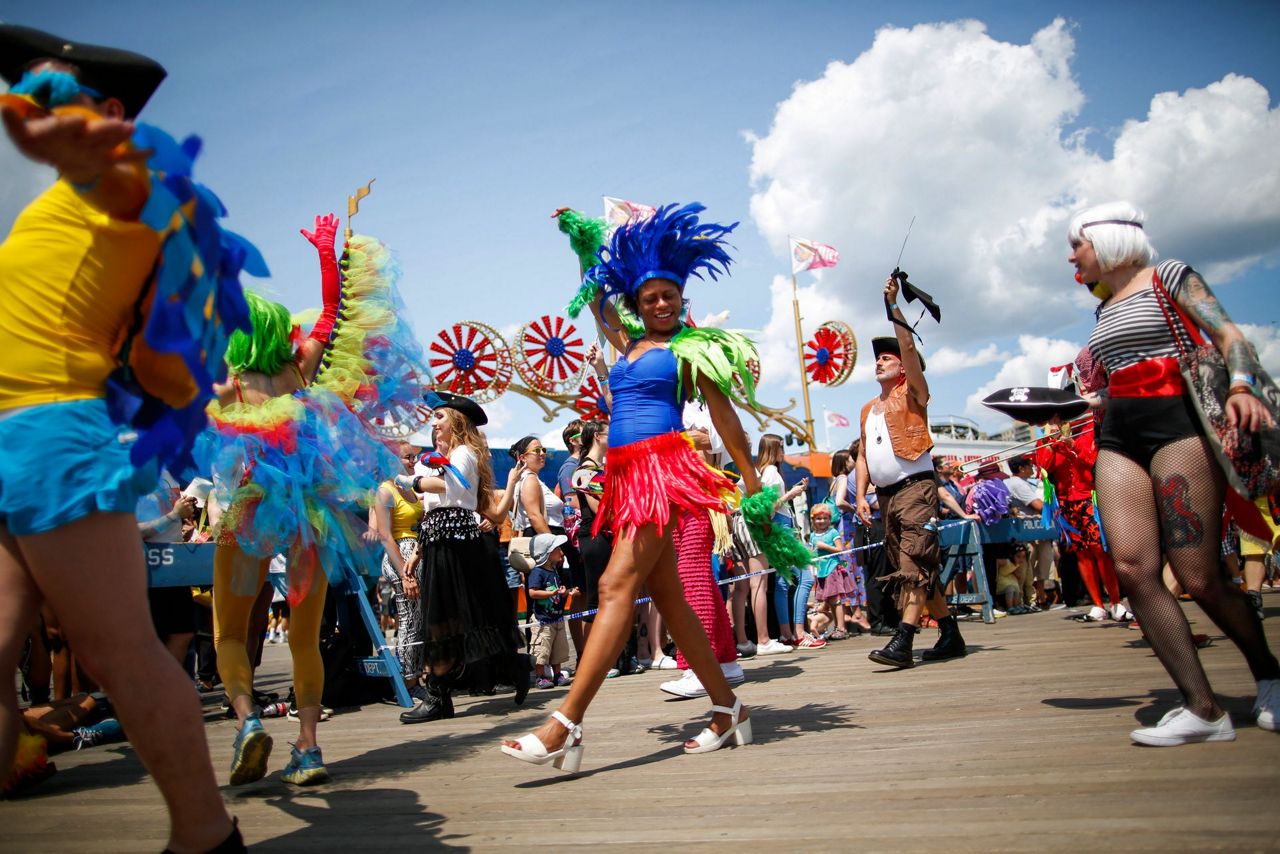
[921,615,967,662]
[868,622,917,669]
[399,673,453,724]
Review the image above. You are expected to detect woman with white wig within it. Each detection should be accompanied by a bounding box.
[1068,200,1278,746]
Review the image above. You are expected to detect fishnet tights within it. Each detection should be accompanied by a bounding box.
[1095,436,1279,717]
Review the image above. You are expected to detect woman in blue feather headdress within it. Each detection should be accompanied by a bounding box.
[502,203,785,773]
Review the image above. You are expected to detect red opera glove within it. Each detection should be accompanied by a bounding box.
[300,212,341,342]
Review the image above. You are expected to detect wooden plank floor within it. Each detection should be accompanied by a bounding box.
[5,592,1280,852]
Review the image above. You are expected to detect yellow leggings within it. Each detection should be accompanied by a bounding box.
[213,545,328,710]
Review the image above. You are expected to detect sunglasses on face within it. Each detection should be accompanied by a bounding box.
[526,448,547,455]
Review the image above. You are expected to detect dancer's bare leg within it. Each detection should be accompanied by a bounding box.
[17,513,233,852]
[503,519,673,753]
[644,535,745,743]
[0,525,42,780]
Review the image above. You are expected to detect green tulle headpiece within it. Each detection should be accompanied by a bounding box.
[224,291,293,376]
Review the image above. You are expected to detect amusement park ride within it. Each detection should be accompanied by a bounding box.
[365,186,858,450]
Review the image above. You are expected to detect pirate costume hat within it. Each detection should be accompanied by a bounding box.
[424,389,488,426]
[871,336,925,372]
[0,24,166,118]
[981,386,1089,425]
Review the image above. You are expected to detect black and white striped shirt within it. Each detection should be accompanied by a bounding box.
[1088,259,1198,375]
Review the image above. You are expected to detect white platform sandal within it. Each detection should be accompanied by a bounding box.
[684,697,752,754]
[499,710,584,772]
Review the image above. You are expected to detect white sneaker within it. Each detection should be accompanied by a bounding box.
[1255,678,1280,732]
[651,653,679,670]
[660,670,706,699]
[1075,606,1108,622]
[1130,707,1236,746]
[1111,603,1134,622]
[755,639,793,655]
[721,661,746,685]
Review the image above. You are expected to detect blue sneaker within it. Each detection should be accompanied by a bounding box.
[281,744,329,786]
[228,716,272,785]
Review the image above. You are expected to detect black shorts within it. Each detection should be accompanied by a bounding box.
[148,586,196,638]
[1097,394,1205,469]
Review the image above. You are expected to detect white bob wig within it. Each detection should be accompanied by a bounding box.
[1067,201,1157,273]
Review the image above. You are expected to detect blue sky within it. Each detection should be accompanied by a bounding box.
[2,1,1277,450]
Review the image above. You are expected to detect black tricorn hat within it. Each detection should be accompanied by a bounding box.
[424,389,488,427]
[871,336,925,372]
[0,24,166,118]
[981,386,1089,425]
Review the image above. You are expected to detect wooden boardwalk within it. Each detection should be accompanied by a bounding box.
[5,593,1280,852]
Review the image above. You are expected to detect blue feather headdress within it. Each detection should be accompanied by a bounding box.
[584,203,737,305]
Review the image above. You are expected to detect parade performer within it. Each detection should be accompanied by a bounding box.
[857,289,968,669]
[0,24,254,850]
[1034,383,1123,623]
[396,391,530,724]
[502,203,772,772]
[202,212,427,782]
[1067,202,1278,745]
[557,209,754,695]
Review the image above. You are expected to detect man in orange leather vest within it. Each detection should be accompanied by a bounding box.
[854,275,966,669]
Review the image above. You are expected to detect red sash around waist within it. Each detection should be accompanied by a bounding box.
[1109,358,1184,398]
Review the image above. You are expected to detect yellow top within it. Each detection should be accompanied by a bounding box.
[383,480,425,541]
[0,180,159,412]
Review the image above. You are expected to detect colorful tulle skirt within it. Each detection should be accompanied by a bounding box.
[197,386,399,606]
[594,431,736,540]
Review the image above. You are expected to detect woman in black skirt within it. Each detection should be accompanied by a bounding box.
[398,391,528,723]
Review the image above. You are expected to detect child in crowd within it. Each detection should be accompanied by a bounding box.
[808,505,853,639]
[996,546,1029,613]
[525,533,575,689]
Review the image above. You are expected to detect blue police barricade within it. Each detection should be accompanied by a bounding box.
[145,542,413,708]
[937,518,1059,624]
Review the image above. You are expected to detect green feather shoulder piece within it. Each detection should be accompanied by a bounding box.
[669,325,761,407]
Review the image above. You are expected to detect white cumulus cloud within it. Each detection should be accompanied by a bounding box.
[1239,323,1280,377]
[965,334,1084,430]
[746,17,1280,421]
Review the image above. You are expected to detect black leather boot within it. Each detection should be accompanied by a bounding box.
[921,615,967,662]
[511,652,531,707]
[399,674,452,724]
[868,622,916,669]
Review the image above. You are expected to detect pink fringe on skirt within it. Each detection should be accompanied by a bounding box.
[673,508,737,667]
[594,431,735,540]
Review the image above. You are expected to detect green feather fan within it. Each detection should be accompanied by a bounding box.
[740,487,811,582]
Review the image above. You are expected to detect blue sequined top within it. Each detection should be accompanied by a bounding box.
[607,346,684,448]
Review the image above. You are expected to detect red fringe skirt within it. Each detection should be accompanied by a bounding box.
[594,431,736,540]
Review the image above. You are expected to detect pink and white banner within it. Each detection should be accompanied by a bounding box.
[789,237,840,275]
[825,411,851,428]
[603,196,657,234]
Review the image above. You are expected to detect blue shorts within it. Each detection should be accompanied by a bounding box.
[0,399,158,536]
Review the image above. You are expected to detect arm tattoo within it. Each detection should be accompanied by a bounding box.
[1155,474,1204,550]
[1225,339,1256,382]
[1177,272,1231,333]
[1177,271,1257,376]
